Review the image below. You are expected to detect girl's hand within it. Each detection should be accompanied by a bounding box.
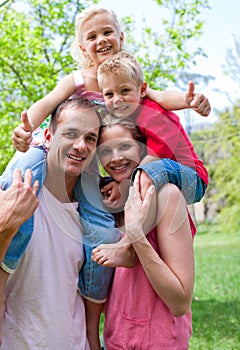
[12,111,33,152]
[124,172,155,242]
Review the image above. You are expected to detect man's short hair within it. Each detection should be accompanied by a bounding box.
[50,98,102,134]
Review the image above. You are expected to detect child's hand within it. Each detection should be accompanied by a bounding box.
[102,180,130,209]
[12,111,33,152]
[185,81,211,117]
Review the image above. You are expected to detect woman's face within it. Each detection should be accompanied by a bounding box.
[98,124,142,183]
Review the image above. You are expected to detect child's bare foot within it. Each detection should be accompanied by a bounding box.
[92,240,137,268]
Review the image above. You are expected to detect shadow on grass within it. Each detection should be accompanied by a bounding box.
[191,298,240,346]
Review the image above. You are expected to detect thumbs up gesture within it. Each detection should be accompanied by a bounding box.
[12,111,33,152]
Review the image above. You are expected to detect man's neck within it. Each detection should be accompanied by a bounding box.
[44,170,78,203]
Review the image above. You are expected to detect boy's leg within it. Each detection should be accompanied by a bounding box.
[0,268,9,345]
[133,158,206,205]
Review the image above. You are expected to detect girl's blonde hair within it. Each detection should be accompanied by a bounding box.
[97,51,144,89]
[70,6,123,68]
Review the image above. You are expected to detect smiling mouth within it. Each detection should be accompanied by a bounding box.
[68,154,84,161]
[98,46,111,53]
[111,164,128,172]
[114,106,128,111]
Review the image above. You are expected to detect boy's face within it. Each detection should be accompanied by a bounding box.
[101,73,147,118]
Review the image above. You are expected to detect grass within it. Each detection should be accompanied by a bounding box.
[100,225,240,349]
[190,225,240,349]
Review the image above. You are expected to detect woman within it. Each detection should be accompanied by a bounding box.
[93,118,195,349]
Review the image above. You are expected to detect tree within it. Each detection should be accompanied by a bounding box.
[198,103,240,231]
[0,0,211,173]
[123,0,211,89]
[0,0,94,172]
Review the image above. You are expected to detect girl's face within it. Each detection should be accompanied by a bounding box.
[80,13,124,68]
[98,125,142,183]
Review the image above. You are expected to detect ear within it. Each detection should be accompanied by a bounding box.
[79,45,87,56]
[139,142,146,156]
[120,32,124,49]
[44,128,52,151]
[140,82,147,98]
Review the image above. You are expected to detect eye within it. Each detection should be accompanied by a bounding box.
[63,131,78,139]
[86,135,97,143]
[104,29,114,36]
[87,34,96,41]
[104,92,113,99]
[120,143,131,151]
[122,88,130,95]
[99,148,111,156]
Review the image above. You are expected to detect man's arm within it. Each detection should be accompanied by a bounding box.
[0,169,39,264]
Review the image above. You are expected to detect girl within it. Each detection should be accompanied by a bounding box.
[13,6,210,151]
[93,117,195,349]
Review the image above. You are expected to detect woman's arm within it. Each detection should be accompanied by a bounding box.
[147,81,211,116]
[12,73,76,151]
[124,174,194,316]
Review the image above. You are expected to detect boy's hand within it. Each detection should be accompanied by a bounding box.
[12,111,33,152]
[185,81,211,117]
[102,180,130,209]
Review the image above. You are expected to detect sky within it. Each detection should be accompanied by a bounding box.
[98,0,239,121]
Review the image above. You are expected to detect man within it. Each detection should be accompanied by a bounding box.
[0,169,39,264]
[1,98,103,349]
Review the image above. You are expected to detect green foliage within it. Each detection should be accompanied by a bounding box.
[0,0,211,173]
[0,0,92,173]
[123,0,210,89]
[200,103,240,231]
[190,227,240,349]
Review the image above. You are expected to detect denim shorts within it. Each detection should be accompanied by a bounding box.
[133,158,206,205]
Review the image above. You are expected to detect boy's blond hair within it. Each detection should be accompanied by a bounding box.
[70,6,122,68]
[97,51,144,89]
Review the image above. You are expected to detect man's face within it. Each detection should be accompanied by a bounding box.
[45,106,99,178]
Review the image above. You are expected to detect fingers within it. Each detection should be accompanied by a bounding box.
[190,94,211,116]
[32,180,39,195]
[21,111,32,132]
[12,111,33,151]
[11,168,23,186]
[186,81,195,99]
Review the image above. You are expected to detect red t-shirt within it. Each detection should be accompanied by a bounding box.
[134,98,208,185]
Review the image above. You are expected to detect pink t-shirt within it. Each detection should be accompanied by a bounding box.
[104,228,192,350]
[72,70,104,103]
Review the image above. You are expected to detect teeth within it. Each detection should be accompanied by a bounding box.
[113,165,127,170]
[68,154,83,161]
[98,47,111,53]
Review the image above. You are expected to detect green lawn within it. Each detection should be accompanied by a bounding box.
[190,226,240,349]
[100,226,240,349]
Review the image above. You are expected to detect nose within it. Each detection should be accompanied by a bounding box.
[73,137,87,152]
[97,34,107,45]
[113,93,124,104]
[111,149,123,162]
